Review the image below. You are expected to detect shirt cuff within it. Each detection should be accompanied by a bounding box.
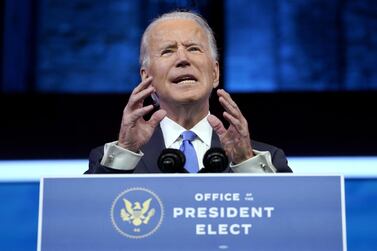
[230,150,277,173]
[100,141,143,170]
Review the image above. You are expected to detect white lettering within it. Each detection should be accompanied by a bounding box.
[239,207,249,218]
[196,224,206,235]
[264,207,274,218]
[227,207,238,218]
[173,207,275,218]
[218,224,228,235]
[207,224,217,235]
[173,207,183,218]
[194,193,203,201]
[185,207,195,218]
[219,207,225,218]
[241,224,252,234]
[195,224,252,235]
[197,207,207,218]
[251,207,263,218]
[204,193,212,201]
[213,193,219,201]
[194,193,241,201]
[209,207,218,218]
[229,224,240,235]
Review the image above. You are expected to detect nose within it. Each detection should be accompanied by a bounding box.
[175,47,190,68]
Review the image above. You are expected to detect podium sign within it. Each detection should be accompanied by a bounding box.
[38,174,346,251]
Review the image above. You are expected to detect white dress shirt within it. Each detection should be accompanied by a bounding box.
[101,115,277,173]
[160,115,212,169]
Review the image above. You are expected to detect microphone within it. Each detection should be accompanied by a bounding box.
[200,148,229,173]
[157,148,187,173]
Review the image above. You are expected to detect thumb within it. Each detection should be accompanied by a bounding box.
[207,114,227,137]
[148,109,167,129]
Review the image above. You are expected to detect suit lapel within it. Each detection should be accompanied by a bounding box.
[140,126,165,173]
[210,131,222,148]
[210,131,232,173]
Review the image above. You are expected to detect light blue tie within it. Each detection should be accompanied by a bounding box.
[179,131,199,173]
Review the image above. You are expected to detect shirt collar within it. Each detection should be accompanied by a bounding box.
[160,114,212,148]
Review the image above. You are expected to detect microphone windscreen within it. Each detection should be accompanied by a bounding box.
[157,148,187,173]
[201,147,229,173]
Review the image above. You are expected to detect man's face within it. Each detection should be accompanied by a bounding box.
[141,19,219,108]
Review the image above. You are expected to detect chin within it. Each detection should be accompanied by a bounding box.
[176,94,210,105]
[176,97,199,104]
[161,89,210,105]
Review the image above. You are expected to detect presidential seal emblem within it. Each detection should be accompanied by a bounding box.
[111,187,164,239]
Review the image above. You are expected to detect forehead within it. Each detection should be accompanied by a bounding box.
[148,19,208,47]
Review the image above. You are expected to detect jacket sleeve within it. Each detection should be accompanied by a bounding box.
[271,147,292,173]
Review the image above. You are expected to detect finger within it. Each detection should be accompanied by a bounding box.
[148,109,167,129]
[217,89,243,120]
[127,85,155,109]
[127,105,154,123]
[218,96,241,120]
[207,114,227,137]
[223,111,247,135]
[217,89,240,112]
[131,76,153,95]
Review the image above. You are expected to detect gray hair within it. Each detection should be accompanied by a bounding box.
[139,11,218,67]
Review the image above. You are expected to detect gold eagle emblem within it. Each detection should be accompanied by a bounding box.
[120,198,155,226]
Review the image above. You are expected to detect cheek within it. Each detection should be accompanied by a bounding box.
[202,68,215,83]
[150,63,171,80]
[149,69,170,93]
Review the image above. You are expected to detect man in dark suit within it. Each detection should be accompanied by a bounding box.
[86,11,292,174]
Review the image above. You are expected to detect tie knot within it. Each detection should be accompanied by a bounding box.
[181,131,196,141]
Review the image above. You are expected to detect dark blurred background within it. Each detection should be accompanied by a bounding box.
[1,0,376,159]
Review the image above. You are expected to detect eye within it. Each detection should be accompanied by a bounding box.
[188,46,201,52]
[161,49,174,56]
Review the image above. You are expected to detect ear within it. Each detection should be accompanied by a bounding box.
[212,61,220,88]
[140,67,149,81]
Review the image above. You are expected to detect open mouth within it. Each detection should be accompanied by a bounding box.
[172,74,198,84]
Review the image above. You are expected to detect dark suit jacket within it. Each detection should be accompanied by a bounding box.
[85,126,292,174]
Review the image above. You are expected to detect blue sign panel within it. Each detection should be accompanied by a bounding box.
[38,174,346,251]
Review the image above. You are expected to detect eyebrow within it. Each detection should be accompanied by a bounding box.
[159,41,204,50]
[183,41,203,48]
[159,42,177,51]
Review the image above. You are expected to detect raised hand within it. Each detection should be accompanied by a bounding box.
[207,89,254,164]
[117,77,167,152]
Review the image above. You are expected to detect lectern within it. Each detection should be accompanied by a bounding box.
[38,174,347,251]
